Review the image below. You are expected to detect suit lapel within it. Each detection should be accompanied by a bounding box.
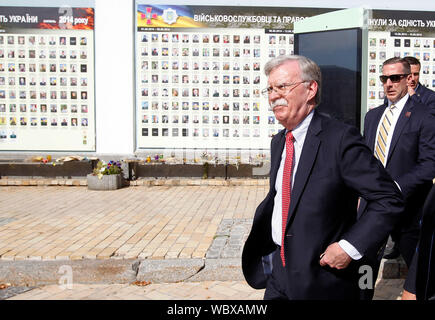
[269,130,285,190]
[387,97,413,164]
[286,111,321,228]
[415,82,423,99]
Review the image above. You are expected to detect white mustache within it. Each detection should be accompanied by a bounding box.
[270,99,288,109]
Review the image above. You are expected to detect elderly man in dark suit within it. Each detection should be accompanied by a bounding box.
[403,56,435,110]
[362,57,435,270]
[242,55,404,300]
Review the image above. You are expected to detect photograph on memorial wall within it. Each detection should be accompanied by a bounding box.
[0,5,95,151]
[366,10,435,111]
[134,3,334,155]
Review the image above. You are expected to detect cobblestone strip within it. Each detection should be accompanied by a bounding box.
[206,219,252,259]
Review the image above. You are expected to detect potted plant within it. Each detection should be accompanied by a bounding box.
[87,160,123,190]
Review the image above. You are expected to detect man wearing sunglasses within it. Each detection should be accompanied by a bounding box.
[242,55,404,300]
[403,56,435,110]
[382,57,435,262]
[362,57,435,289]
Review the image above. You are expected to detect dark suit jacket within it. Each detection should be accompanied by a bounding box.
[416,182,435,300]
[412,83,435,110]
[242,110,404,300]
[404,183,435,300]
[363,97,435,234]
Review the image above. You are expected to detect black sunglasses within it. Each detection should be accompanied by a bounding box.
[379,74,409,84]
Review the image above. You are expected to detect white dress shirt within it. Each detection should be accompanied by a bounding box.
[271,112,312,245]
[375,94,408,167]
[271,111,362,260]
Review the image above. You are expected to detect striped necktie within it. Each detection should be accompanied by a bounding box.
[374,105,395,166]
[281,131,294,267]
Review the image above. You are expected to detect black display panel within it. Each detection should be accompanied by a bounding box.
[295,28,362,129]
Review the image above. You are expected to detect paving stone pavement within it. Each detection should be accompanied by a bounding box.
[0,184,267,262]
[4,278,404,300]
[0,286,36,300]
[0,183,407,300]
[5,281,264,300]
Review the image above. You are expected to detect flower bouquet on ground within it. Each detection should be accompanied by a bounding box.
[93,160,122,179]
[88,160,123,190]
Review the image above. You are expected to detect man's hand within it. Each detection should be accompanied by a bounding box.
[401,290,416,300]
[319,242,352,269]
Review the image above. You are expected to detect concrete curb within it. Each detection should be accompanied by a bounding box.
[136,259,205,283]
[0,257,406,287]
[0,259,138,286]
[188,258,244,282]
[0,258,240,286]
[0,258,244,287]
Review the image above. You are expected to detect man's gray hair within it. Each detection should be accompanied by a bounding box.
[264,55,322,105]
[382,57,411,74]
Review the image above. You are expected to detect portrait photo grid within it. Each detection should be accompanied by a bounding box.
[0,30,95,151]
[366,31,435,111]
[136,28,295,150]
